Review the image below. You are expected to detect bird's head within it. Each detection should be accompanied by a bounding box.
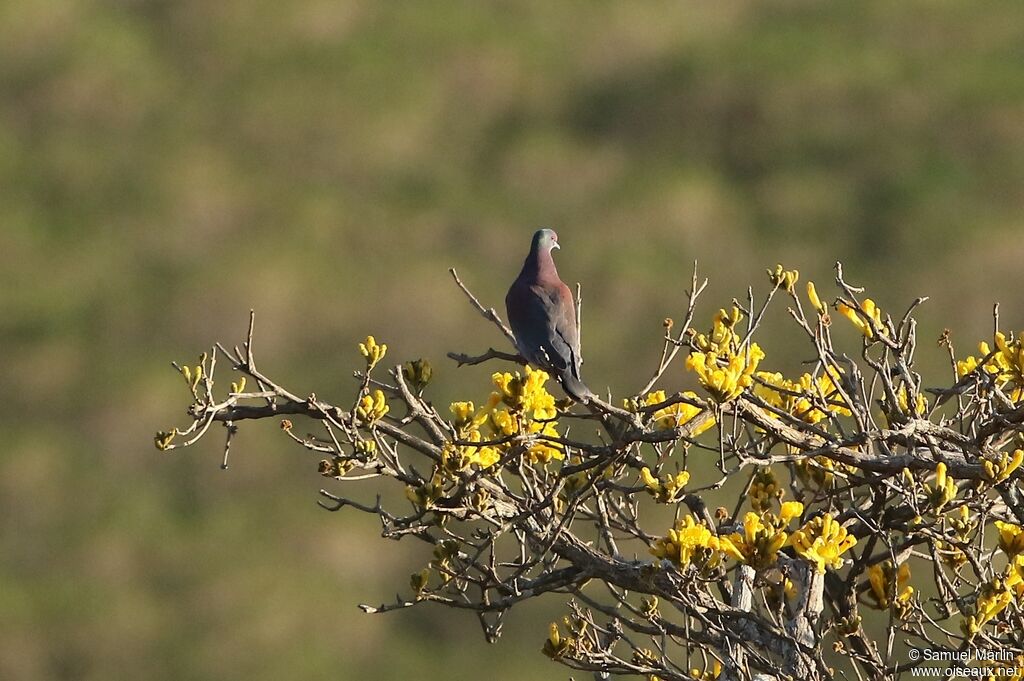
[532,228,560,253]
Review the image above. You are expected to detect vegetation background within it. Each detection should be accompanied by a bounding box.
[3,1,1024,679]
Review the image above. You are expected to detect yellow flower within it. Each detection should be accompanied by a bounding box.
[837,299,886,339]
[806,281,825,313]
[542,622,574,659]
[779,501,805,524]
[687,344,765,403]
[635,390,715,435]
[936,539,967,569]
[767,264,799,292]
[490,366,556,419]
[997,520,1024,557]
[651,516,732,572]
[442,432,501,472]
[356,389,389,424]
[521,366,557,419]
[482,368,563,464]
[724,512,788,570]
[956,331,1024,402]
[489,408,518,436]
[524,418,562,461]
[450,400,488,430]
[358,335,387,369]
[895,385,928,417]
[961,579,1014,638]
[693,306,743,354]
[924,462,957,510]
[319,457,354,478]
[410,567,430,594]
[179,356,206,393]
[865,561,914,613]
[748,467,783,513]
[754,368,850,424]
[983,449,1024,484]
[795,454,860,492]
[690,659,722,681]
[790,513,857,573]
[1009,556,1024,600]
[154,429,177,451]
[640,466,690,503]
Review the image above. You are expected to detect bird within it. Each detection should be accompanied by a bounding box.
[505,228,593,402]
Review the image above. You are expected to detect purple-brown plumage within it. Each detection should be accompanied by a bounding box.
[505,229,593,401]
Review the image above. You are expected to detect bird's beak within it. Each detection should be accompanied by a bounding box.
[552,242,560,250]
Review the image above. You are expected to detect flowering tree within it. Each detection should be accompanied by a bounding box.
[157,263,1024,681]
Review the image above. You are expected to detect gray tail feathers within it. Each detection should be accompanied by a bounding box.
[558,371,594,402]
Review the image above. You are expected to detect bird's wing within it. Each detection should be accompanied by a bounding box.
[548,282,583,375]
[507,281,581,377]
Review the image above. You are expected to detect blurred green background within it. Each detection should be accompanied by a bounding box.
[3,1,1024,679]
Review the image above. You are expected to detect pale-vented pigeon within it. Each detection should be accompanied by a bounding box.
[505,229,593,401]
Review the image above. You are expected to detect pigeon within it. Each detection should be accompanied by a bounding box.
[505,229,593,401]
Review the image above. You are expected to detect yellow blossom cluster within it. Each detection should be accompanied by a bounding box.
[865,561,914,615]
[441,437,500,472]
[931,498,976,570]
[962,577,1015,638]
[936,539,967,569]
[689,659,722,681]
[997,520,1024,558]
[629,390,715,435]
[442,367,564,472]
[895,384,927,417]
[767,264,799,292]
[754,367,851,425]
[748,467,783,513]
[790,513,857,573]
[356,389,389,424]
[650,516,732,572]
[983,449,1024,484]
[318,457,354,479]
[692,306,743,354]
[487,367,563,464]
[543,617,590,660]
[795,455,853,491]
[154,429,177,451]
[640,467,690,504]
[178,352,207,395]
[444,400,500,471]
[948,504,975,539]
[358,335,387,369]
[686,308,765,403]
[491,365,557,416]
[957,522,1024,637]
[923,462,957,510]
[406,368,567,509]
[957,331,1024,401]
[651,504,806,574]
[837,298,887,339]
[724,504,803,570]
[687,346,765,403]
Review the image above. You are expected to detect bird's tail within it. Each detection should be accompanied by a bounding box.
[558,371,594,402]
